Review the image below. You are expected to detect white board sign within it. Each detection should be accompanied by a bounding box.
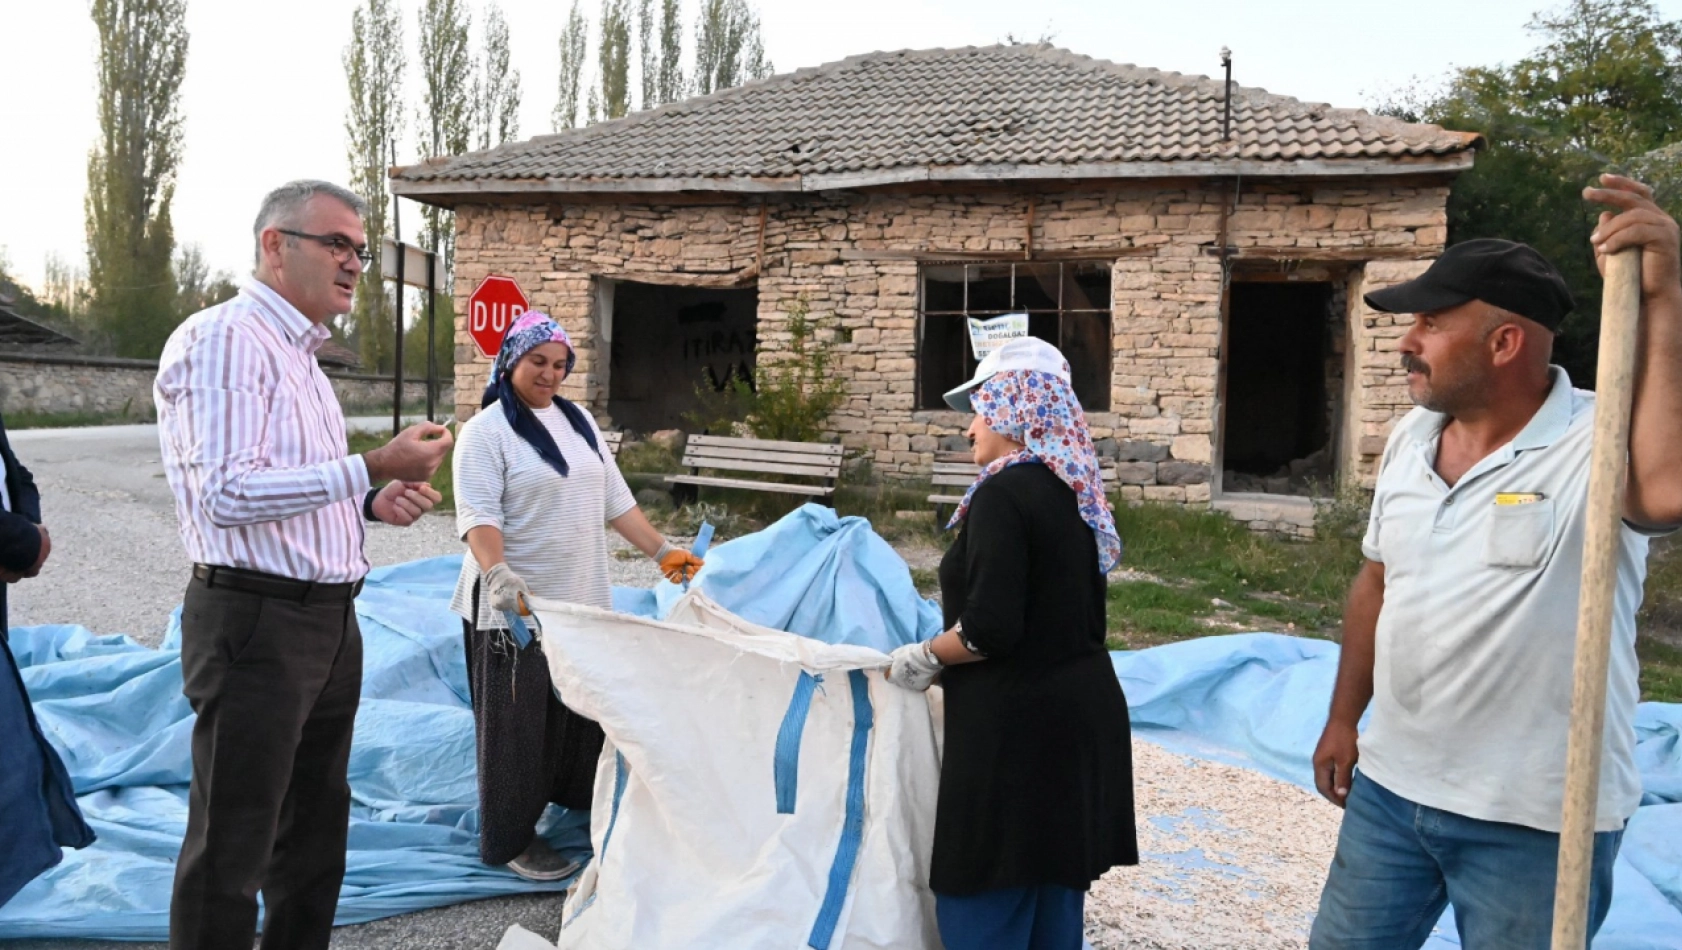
[967,312,1030,361]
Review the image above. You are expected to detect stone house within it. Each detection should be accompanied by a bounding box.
[392,44,1478,521]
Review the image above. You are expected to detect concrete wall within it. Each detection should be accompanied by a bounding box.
[451,177,1454,498]
[0,352,450,420]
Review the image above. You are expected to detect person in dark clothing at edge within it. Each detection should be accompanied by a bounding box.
[0,410,94,909]
[885,336,1137,950]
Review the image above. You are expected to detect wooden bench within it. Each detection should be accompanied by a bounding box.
[665,435,845,506]
[928,451,1117,520]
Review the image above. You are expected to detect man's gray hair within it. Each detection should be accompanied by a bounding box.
[253,180,369,266]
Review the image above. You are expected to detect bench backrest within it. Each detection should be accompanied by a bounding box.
[932,451,1117,489]
[682,434,845,482]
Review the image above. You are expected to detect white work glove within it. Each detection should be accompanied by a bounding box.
[483,563,532,614]
[886,639,943,692]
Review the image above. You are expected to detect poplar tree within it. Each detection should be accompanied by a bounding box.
[84,0,188,358]
[596,0,633,120]
[474,3,522,150]
[344,0,404,371]
[655,0,684,105]
[693,0,771,97]
[554,1,590,130]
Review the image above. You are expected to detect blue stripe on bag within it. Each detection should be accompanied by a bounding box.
[806,669,873,950]
[565,750,629,926]
[774,672,822,814]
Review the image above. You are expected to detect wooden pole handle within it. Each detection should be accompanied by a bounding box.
[1551,247,1642,950]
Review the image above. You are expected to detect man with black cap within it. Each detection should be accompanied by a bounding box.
[1308,174,1682,949]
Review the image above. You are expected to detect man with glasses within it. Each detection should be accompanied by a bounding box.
[156,179,453,950]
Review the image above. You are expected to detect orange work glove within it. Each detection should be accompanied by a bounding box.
[656,543,704,584]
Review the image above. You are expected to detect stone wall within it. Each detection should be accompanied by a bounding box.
[0,352,449,420]
[452,177,1453,498]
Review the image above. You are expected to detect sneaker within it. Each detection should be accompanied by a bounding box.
[507,838,580,882]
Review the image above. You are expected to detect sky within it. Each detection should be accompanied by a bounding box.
[4,0,1680,291]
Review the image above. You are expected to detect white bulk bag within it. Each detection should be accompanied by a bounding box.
[516,590,942,950]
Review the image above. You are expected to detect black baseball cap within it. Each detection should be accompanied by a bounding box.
[1363,239,1575,330]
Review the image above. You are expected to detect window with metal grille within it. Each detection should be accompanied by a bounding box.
[917,261,1112,411]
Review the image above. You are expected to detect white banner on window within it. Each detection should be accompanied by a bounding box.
[967,312,1029,361]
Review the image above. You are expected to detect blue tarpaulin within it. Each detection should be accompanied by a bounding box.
[2,504,1679,945]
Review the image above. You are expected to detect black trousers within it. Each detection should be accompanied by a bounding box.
[169,576,362,950]
[463,581,602,866]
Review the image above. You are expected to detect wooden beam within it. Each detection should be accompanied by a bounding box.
[836,247,1157,262]
[1210,246,1439,262]
[394,154,1476,206]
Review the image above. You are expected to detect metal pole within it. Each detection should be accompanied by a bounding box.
[1550,248,1642,949]
[1221,47,1233,142]
[426,250,438,423]
[394,242,405,439]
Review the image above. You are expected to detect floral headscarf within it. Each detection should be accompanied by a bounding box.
[947,369,1122,573]
[493,311,577,380]
[479,311,600,477]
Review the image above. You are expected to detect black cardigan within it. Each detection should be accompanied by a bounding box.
[931,462,1137,894]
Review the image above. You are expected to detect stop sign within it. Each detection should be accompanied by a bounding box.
[467,275,530,358]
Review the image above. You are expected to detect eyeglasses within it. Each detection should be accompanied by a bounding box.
[277,229,374,267]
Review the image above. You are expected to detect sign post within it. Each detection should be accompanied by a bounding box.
[380,239,446,433]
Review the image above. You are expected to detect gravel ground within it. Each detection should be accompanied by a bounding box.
[6,425,1343,949]
[1087,741,1343,949]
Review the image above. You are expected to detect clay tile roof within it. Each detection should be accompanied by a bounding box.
[392,44,1479,201]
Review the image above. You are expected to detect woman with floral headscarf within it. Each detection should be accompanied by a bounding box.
[886,337,1136,950]
[449,311,703,881]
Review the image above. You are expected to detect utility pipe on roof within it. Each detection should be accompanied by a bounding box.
[1220,47,1233,142]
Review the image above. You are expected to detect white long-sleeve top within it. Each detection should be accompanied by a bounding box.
[450,403,636,629]
[155,280,371,582]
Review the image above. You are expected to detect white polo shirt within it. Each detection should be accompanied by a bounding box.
[1358,367,1655,833]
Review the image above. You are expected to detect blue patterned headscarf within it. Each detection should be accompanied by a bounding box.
[479,311,599,477]
[947,369,1122,573]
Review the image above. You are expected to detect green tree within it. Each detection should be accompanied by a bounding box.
[638,0,656,110]
[84,0,188,358]
[654,0,684,106]
[344,0,405,372]
[554,0,589,130]
[173,243,238,318]
[474,3,522,150]
[416,0,473,309]
[693,0,771,97]
[1388,0,1682,384]
[595,0,633,121]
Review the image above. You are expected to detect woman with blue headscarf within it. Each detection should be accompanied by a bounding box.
[449,312,703,881]
[886,337,1136,950]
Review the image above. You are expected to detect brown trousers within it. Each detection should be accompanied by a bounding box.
[168,576,362,950]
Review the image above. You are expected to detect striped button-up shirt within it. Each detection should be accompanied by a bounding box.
[155,280,372,582]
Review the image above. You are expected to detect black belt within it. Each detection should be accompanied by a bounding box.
[192,564,363,605]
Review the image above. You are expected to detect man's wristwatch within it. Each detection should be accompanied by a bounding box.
[363,488,381,523]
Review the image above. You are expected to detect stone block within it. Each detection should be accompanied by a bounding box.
[1114,462,1157,485]
[1115,439,1169,462]
[1156,461,1210,486]
[1359,434,1389,456]
[1170,434,1212,463]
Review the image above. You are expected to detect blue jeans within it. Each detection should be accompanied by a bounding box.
[1310,772,1623,950]
[935,885,1085,950]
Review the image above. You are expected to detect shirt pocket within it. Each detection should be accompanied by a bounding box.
[1482,498,1555,570]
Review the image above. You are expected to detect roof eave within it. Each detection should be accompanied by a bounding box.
[390,152,1475,207]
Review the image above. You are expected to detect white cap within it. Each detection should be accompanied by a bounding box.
[941,336,1072,412]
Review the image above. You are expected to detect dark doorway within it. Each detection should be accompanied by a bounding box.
[609,282,758,433]
[1221,281,1341,495]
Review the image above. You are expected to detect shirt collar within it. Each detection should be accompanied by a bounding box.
[241,279,332,353]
